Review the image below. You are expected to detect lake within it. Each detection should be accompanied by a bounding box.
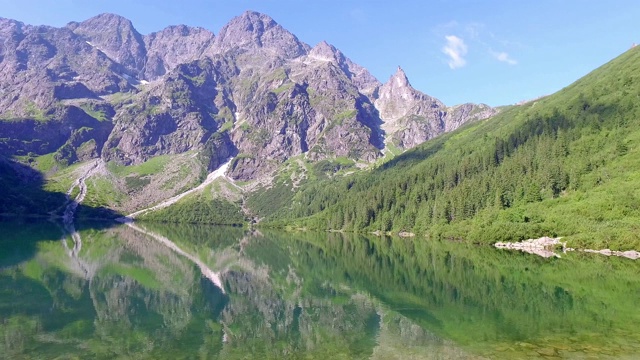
[1,218,640,359]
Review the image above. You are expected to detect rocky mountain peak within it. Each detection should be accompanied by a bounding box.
[68,13,137,33]
[374,66,449,149]
[161,24,208,37]
[143,25,215,79]
[373,65,496,150]
[390,66,410,88]
[309,41,345,63]
[0,17,23,32]
[0,18,25,54]
[238,10,278,30]
[306,40,381,96]
[69,12,146,77]
[212,10,309,59]
[377,66,432,106]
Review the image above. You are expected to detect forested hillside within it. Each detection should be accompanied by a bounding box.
[265,47,640,250]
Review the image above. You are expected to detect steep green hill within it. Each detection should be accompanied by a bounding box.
[137,180,246,226]
[264,47,640,250]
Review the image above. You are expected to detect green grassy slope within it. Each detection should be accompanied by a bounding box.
[138,180,245,226]
[266,47,640,249]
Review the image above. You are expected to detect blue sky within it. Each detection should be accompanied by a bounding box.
[1,0,638,106]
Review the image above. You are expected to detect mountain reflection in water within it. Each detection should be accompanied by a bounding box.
[1,220,639,359]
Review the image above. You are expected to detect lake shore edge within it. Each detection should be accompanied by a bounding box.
[495,236,640,259]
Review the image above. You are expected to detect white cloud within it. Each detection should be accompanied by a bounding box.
[442,35,467,69]
[492,51,517,65]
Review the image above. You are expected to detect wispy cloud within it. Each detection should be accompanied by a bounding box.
[464,22,485,40]
[492,51,517,65]
[435,21,522,69]
[442,35,467,69]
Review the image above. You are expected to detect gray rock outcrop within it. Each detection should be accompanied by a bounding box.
[374,67,496,150]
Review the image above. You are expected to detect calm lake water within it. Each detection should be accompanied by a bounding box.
[1,219,640,359]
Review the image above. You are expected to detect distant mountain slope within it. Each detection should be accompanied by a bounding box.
[269,46,640,250]
[0,10,494,198]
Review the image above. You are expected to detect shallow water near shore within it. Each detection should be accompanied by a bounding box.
[1,219,640,359]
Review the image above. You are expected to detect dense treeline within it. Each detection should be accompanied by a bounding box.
[139,197,245,225]
[265,47,640,249]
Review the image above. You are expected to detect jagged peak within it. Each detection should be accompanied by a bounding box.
[309,40,345,63]
[0,17,23,27]
[388,66,411,88]
[222,10,277,34]
[78,13,136,29]
[88,12,129,20]
[213,10,308,58]
[239,10,276,24]
[69,12,142,39]
[151,24,214,38]
[0,18,25,36]
[314,40,336,52]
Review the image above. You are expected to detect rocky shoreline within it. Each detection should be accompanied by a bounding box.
[494,237,640,259]
[581,248,640,259]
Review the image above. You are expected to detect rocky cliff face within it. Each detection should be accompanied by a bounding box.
[375,67,496,149]
[212,11,310,60]
[0,17,131,114]
[102,57,237,165]
[68,13,147,79]
[143,25,215,80]
[0,11,496,182]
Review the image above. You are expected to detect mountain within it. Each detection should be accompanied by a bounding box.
[268,46,640,250]
[375,66,495,149]
[68,13,147,78]
[1,11,638,251]
[211,10,309,59]
[143,24,215,80]
[0,11,493,202]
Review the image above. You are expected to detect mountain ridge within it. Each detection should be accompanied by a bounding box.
[0,10,495,213]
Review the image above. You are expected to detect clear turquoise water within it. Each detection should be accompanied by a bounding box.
[1,219,640,359]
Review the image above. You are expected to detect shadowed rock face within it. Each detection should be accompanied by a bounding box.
[0,11,496,181]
